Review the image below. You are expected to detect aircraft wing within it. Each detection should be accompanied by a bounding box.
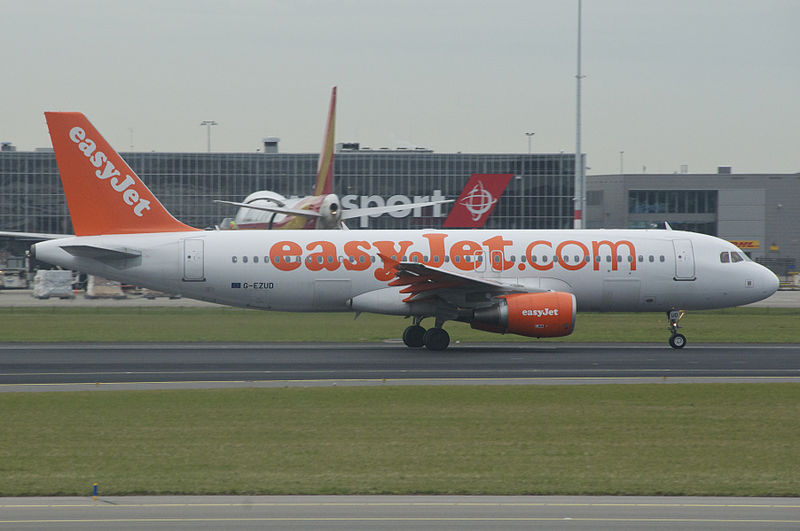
[214,200,322,218]
[0,230,73,241]
[379,253,546,304]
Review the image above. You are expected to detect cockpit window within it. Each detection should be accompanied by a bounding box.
[731,252,744,263]
[720,252,730,263]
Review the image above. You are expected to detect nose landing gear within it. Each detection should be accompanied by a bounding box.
[667,309,687,349]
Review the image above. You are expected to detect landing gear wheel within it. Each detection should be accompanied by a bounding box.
[402,325,426,348]
[666,309,687,349]
[669,333,687,349]
[423,328,450,351]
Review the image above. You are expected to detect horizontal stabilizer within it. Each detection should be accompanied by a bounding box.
[60,244,142,260]
[0,230,72,241]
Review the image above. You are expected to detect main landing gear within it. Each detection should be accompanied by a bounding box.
[667,309,687,349]
[402,316,450,351]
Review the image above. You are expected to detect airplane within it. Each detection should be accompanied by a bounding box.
[30,111,779,350]
[215,86,453,230]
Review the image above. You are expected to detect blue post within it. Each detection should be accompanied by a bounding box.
[92,482,98,501]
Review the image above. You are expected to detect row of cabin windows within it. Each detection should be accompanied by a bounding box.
[231,254,669,265]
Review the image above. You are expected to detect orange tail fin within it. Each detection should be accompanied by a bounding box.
[313,86,337,196]
[44,112,197,236]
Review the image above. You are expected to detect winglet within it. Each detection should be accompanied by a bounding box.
[313,87,337,196]
[44,112,197,236]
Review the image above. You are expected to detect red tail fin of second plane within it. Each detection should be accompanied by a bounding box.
[45,112,197,236]
[313,86,336,196]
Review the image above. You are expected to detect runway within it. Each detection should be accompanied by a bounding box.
[1,342,799,391]
[2,495,799,530]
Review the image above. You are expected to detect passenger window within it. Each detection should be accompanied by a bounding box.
[731,252,744,263]
[649,255,654,262]
[720,252,730,263]
[242,256,248,263]
[253,256,258,264]
[264,256,269,263]
[232,256,237,263]
[627,256,633,262]
[659,255,665,262]
[638,255,643,262]
[563,256,569,263]
[606,256,611,262]
[454,256,461,263]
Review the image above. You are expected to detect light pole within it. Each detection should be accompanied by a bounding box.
[200,120,218,152]
[619,150,624,175]
[525,132,535,154]
[574,0,585,229]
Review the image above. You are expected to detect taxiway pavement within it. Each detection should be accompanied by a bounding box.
[2,495,799,530]
[1,341,799,392]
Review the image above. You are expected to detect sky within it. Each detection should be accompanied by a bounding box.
[1,0,798,175]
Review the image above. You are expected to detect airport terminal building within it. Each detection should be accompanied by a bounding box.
[0,146,576,235]
[585,171,800,275]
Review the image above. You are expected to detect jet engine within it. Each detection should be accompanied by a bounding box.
[469,291,576,338]
[315,193,343,229]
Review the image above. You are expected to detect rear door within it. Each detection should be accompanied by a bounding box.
[182,238,205,281]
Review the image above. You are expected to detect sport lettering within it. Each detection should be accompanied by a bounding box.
[68,126,151,217]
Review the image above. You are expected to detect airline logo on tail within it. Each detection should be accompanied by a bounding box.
[442,173,513,228]
[67,126,151,217]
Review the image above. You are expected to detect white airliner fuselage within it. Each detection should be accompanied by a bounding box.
[33,228,777,313]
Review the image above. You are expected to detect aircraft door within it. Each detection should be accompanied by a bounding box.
[183,238,205,281]
[672,239,695,281]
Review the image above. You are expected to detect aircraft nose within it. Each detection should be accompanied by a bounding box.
[762,265,780,296]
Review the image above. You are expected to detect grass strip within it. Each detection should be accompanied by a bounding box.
[1,384,798,497]
[0,307,799,343]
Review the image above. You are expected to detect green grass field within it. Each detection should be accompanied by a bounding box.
[1,384,798,497]
[0,306,798,343]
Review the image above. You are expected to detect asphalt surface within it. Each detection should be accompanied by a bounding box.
[2,495,799,530]
[1,342,799,391]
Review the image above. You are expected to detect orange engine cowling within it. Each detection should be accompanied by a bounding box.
[470,291,576,338]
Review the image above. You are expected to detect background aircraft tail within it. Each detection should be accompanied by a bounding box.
[313,86,336,196]
[45,112,196,236]
[442,173,513,228]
